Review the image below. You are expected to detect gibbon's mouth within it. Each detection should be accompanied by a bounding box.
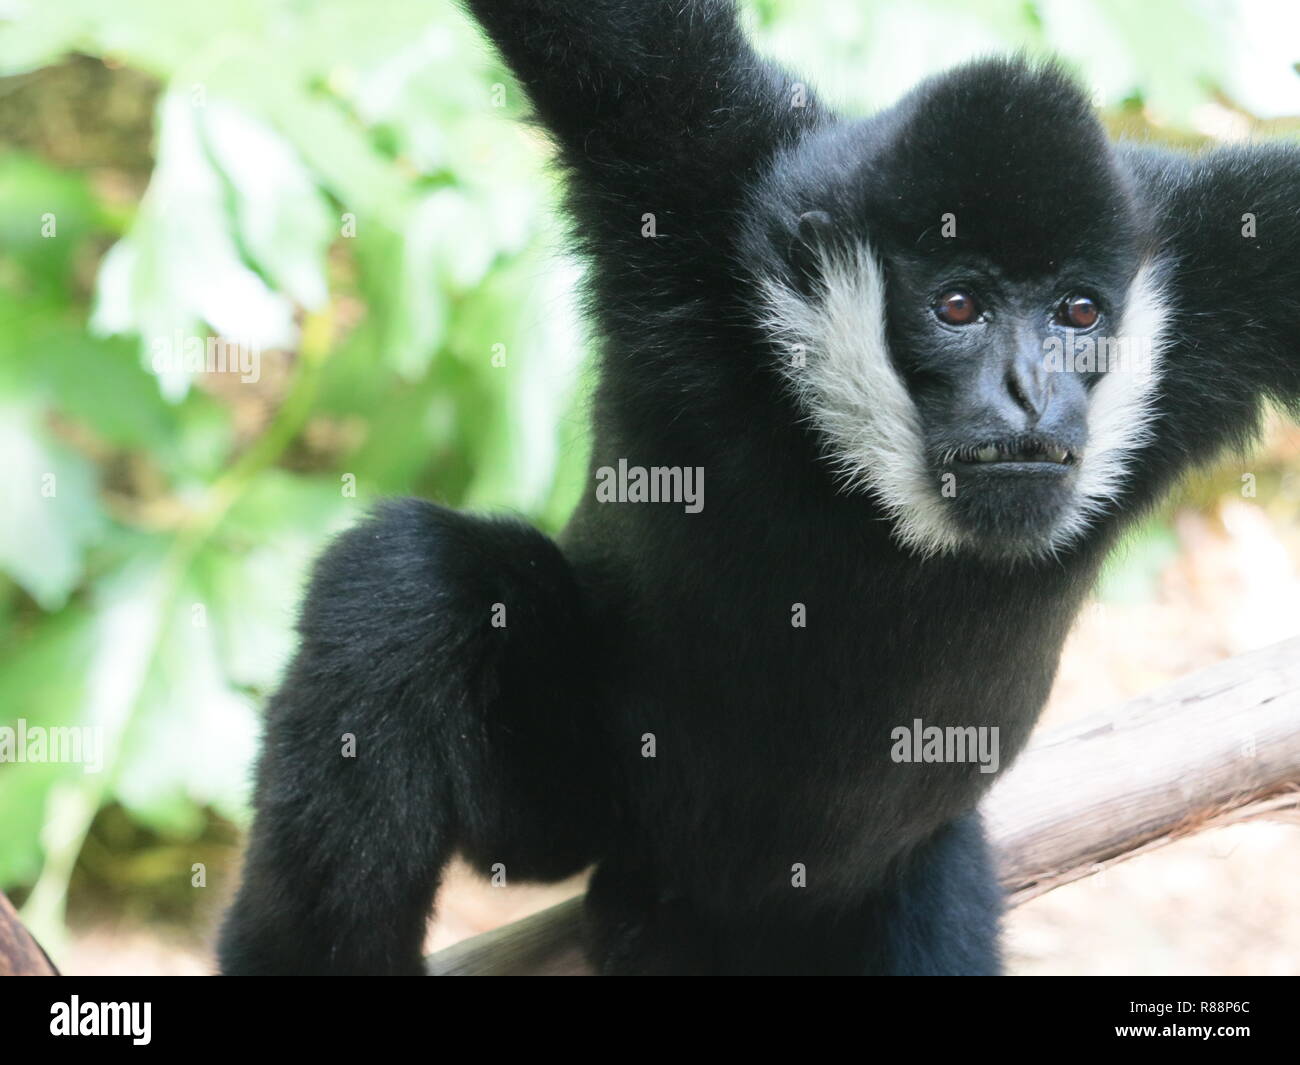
[944,439,1078,468]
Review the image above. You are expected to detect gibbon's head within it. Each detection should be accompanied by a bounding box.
[748,59,1169,561]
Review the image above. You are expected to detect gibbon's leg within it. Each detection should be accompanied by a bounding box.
[582,854,722,976]
[584,814,1000,975]
[857,812,1003,976]
[219,499,610,975]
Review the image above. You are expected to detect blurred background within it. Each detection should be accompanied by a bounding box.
[0,0,1296,976]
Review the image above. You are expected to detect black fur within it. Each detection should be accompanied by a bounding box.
[219,501,611,974]
[219,2,1300,975]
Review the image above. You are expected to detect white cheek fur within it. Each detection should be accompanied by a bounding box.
[759,245,1171,559]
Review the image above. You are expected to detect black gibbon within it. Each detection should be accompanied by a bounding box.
[219,1,1300,974]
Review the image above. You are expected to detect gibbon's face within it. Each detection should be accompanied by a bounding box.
[750,63,1167,561]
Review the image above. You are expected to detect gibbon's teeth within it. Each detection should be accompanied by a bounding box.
[960,444,1075,465]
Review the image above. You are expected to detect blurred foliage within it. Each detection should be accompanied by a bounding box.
[0,0,1295,949]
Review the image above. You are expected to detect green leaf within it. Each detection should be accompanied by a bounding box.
[0,608,96,886]
[112,573,260,832]
[91,92,299,399]
[0,403,103,610]
[31,328,180,452]
[201,101,331,310]
[203,470,356,690]
[0,154,104,301]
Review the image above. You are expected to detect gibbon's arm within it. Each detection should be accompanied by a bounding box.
[1120,143,1300,507]
[462,1,823,393]
[218,501,608,975]
[463,0,817,196]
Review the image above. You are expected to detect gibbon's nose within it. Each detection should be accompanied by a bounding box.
[1004,347,1051,425]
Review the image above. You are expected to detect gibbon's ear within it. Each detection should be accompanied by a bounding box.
[790,210,835,295]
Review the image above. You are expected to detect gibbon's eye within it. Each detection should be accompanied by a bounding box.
[935,290,979,325]
[1058,295,1100,329]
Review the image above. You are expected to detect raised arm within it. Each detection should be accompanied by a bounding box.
[1120,142,1300,507]
[463,0,819,197]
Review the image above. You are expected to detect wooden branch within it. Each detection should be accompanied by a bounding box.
[429,897,587,976]
[986,635,1300,904]
[427,637,1300,975]
[0,891,58,976]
